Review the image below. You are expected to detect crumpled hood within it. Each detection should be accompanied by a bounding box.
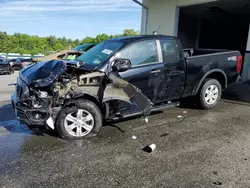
[20,60,67,87]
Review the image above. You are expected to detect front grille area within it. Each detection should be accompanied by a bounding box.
[17,110,27,120]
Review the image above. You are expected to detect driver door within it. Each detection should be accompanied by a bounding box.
[118,40,164,103]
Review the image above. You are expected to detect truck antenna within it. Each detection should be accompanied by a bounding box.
[153,26,160,35]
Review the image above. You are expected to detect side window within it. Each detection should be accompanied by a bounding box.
[118,40,158,67]
[160,39,180,62]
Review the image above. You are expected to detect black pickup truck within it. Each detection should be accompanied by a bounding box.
[11,35,242,139]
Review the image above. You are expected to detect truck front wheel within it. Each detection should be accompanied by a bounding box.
[55,99,103,139]
[199,79,222,109]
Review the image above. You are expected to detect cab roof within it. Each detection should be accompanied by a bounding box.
[107,35,177,44]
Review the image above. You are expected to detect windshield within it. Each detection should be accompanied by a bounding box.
[76,41,124,67]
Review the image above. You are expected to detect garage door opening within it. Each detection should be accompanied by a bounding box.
[178,0,250,56]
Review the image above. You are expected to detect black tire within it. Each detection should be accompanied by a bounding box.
[55,99,103,139]
[199,79,222,109]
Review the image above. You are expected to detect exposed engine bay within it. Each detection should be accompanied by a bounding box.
[12,60,152,129]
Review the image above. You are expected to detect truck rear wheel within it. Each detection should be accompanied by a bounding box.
[55,99,102,139]
[199,79,222,109]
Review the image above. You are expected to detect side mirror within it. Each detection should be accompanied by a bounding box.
[112,58,131,72]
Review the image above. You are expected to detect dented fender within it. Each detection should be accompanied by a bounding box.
[67,71,152,117]
[103,83,132,104]
[104,72,153,117]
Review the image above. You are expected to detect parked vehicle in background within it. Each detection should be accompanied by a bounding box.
[0,59,14,75]
[33,54,45,58]
[32,50,83,63]
[8,59,17,67]
[0,53,7,58]
[11,35,242,139]
[6,53,21,60]
[72,43,97,52]
[12,58,32,70]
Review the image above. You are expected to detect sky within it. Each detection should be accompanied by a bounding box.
[0,0,142,39]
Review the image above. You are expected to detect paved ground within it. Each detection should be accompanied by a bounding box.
[0,71,19,102]
[1,73,250,188]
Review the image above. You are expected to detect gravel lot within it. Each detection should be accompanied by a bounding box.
[1,73,250,188]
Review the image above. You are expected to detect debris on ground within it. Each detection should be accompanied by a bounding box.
[160,133,169,137]
[142,144,156,153]
[177,115,183,118]
[213,181,222,186]
[132,135,137,140]
[144,117,149,123]
[183,111,188,114]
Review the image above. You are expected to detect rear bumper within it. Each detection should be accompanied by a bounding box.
[11,92,49,127]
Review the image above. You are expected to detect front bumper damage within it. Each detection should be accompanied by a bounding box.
[11,81,53,127]
[11,60,153,129]
[14,104,48,126]
[12,93,60,128]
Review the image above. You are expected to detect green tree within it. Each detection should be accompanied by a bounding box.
[54,42,64,51]
[123,29,139,36]
[0,29,139,55]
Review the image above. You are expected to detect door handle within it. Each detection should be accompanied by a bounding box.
[150,70,161,74]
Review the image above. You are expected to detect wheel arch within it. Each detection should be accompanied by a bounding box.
[64,93,101,109]
[195,69,227,95]
[63,93,132,120]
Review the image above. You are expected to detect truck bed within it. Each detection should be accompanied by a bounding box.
[182,49,241,98]
[184,48,237,57]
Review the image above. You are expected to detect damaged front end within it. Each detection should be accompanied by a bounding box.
[11,60,152,130]
[11,60,69,127]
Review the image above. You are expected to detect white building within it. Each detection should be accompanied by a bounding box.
[133,0,250,80]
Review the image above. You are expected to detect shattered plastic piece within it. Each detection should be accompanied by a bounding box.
[132,135,137,140]
[46,117,54,130]
[149,144,156,151]
[144,117,149,123]
[142,144,156,153]
[183,111,187,114]
[177,115,183,118]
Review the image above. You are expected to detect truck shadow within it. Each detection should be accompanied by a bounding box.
[0,103,54,136]
[179,81,250,109]
[222,81,250,103]
[103,111,163,133]
[0,102,163,136]
[179,97,202,109]
[0,103,32,134]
